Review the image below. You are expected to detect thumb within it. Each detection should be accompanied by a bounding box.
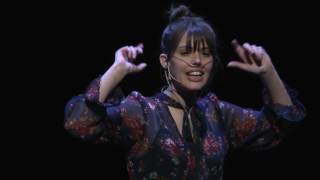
[227,61,247,70]
[130,63,147,73]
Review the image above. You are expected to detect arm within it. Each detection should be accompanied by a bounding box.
[222,40,306,150]
[259,67,292,106]
[228,39,292,106]
[99,44,147,102]
[64,44,147,144]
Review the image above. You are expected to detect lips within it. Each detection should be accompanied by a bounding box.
[186,70,205,82]
[187,71,204,76]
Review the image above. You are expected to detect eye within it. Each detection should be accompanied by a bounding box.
[202,51,211,56]
[179,50,191,56]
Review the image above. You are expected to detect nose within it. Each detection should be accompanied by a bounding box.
[191,53,202,66]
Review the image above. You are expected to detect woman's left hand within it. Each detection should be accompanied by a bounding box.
[227,39,275,76]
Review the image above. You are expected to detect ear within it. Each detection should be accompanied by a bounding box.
[159,53,168,68]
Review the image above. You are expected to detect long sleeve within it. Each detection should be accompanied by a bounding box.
[212,85,306,151]
[64,77,146,146]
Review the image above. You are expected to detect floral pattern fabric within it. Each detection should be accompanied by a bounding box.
[64,77,306,180]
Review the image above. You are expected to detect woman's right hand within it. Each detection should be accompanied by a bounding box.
[99,43,147,102]
[114,43,147,75]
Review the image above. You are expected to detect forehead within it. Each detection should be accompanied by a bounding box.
[177,32,208,47]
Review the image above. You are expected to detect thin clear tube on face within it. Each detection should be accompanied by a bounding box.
[166,55,213,85]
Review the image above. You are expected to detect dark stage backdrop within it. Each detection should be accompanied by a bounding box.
[24,0,316,179]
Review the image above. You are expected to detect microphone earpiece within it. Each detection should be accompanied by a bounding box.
[164,62,168,68]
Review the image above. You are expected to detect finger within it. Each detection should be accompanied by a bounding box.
[135,43,144,54]
[257,46,269,66]
[130,63,147,73]
[232,39,248,63]
[130,43,144,60]
[131,46,138,59]
[227,61,252,71]
[136,62,147,71]
[120,46,129,59]
[256,46,264,59]
[128,46,135,60]
[227,61,260,74]
[252,45,262,66]
[243,43,256,65]
[133,44,143,59]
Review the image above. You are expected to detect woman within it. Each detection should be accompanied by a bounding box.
[64,5,305,180]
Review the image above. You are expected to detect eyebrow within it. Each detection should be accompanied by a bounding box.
[177,46,209,50]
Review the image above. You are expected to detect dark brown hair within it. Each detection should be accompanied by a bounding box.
[162,5,219,59]
[161,5,221,83]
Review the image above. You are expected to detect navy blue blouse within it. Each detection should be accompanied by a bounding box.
[64,77,305,180]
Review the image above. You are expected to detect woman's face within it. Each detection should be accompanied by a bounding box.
[168,33,214,91]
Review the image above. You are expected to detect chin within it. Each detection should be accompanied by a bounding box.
[181,81,207,92]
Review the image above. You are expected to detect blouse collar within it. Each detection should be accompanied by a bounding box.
[155,92,185,109]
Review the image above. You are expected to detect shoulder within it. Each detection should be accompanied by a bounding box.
[127,91,145,100]
[199,92,233,111]
[125,91,159,109]
[200,92,219,104]
[206,92,219,102]
[205,92,234,110]
[194,92,220,110]
[126,91,156,102]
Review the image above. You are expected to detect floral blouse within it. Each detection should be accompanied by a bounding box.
[64,77,305,180]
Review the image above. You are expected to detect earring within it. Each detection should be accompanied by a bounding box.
[164,68,171,85]
[164,62,168,69]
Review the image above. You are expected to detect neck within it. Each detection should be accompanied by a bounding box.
[164,84,199,109]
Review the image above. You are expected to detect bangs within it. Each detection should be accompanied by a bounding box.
[162,17,218,59]
[178,21,216,54]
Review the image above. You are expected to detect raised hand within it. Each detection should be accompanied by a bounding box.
[114,43,147,74]
[99,43,147,102]
[227,39,275,76]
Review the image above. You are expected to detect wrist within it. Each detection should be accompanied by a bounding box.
[260,65,277,82]
[110,62,128,77]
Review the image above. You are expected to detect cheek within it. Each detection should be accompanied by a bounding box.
[169,62,184,77]
[205,63,214,73]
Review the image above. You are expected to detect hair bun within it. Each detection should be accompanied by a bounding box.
[169,5,194,23]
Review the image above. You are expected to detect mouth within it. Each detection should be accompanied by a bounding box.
[186,70,205,82]
[187,71,204,76]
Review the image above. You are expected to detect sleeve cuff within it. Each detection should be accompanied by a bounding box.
[84,76,125,115]
[262,83,306,122]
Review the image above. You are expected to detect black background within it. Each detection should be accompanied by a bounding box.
[15,0,317,179]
